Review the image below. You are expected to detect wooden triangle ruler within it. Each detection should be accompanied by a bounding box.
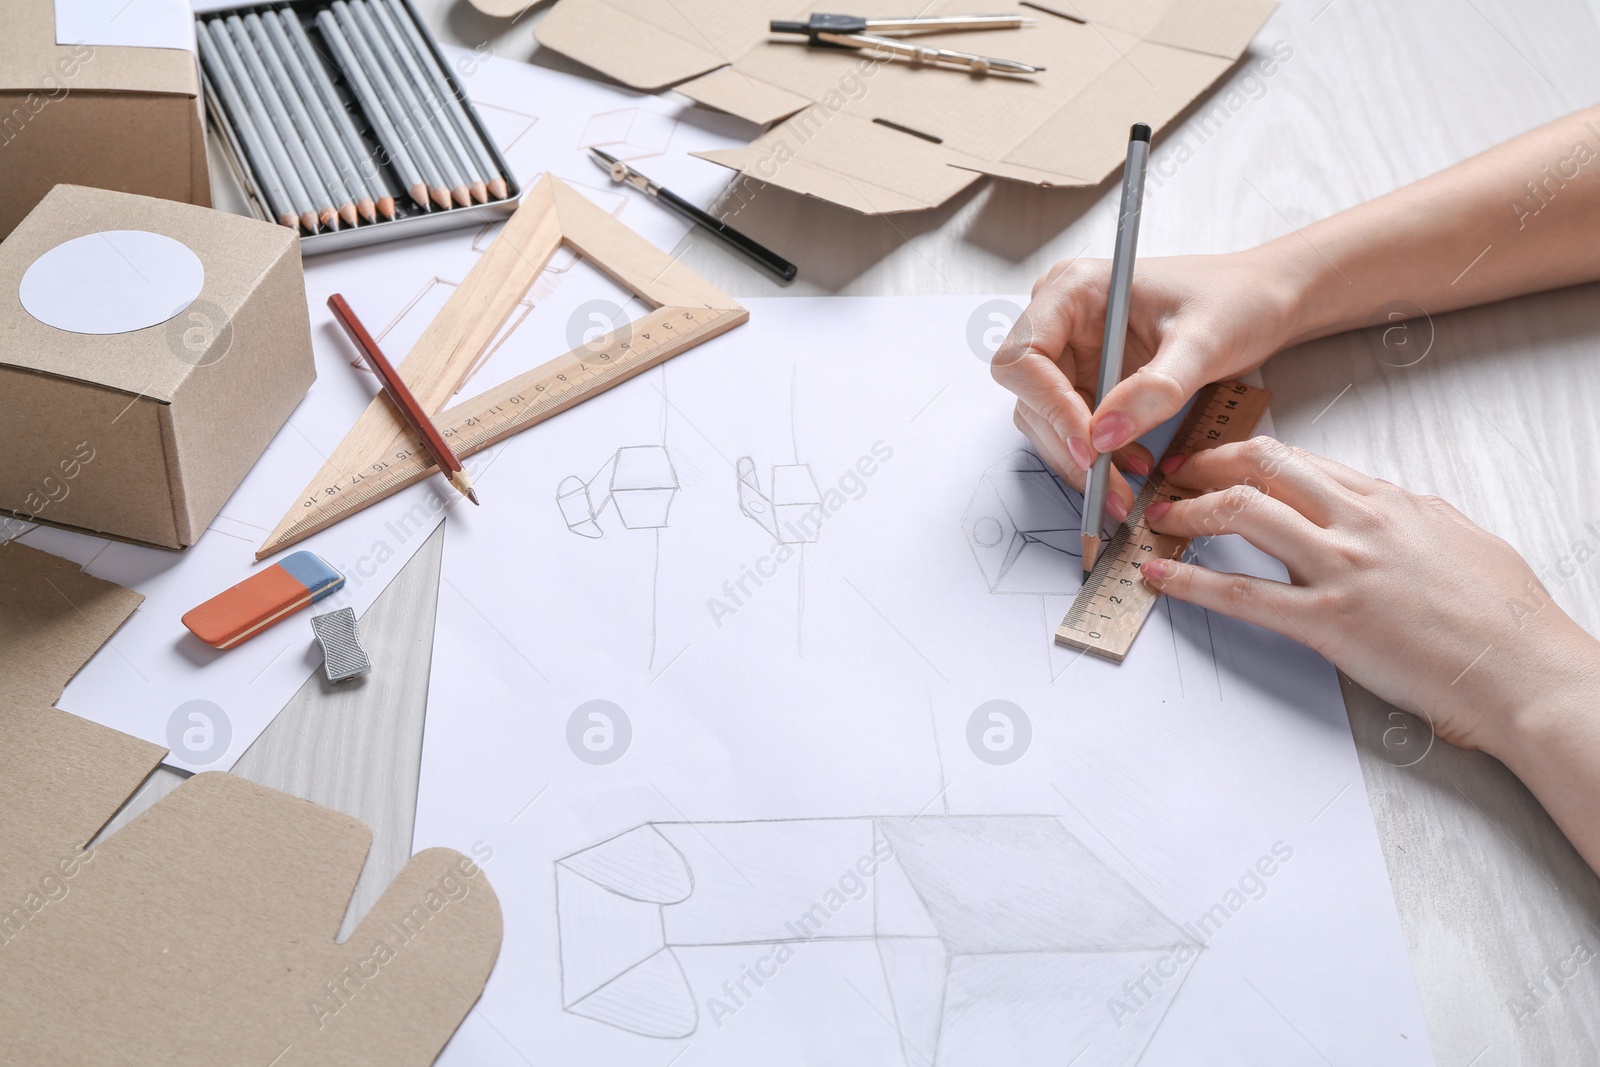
[258,174,748,559]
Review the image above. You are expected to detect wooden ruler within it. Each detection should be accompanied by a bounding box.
[258,174,748,559]
[1055,380,1272,663]
[262,305,745,556]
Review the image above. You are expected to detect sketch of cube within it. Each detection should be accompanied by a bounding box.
[579,107,677,161]
[556,815,1198,1064]
[737,457,822,543]
[558,446,678,538]
[964,450,1083,595]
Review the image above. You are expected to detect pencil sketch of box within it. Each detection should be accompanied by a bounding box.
[736,456,823,543]
[964,450,1085,595]
[556,815,1198,1064]
[557,445,678,538]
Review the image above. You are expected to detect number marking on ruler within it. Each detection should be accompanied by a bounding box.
[1055,380,1272,663]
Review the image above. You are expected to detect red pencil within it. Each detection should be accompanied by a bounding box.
[327,293,479,505]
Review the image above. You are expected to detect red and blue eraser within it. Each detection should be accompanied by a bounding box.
[181,551,345,650]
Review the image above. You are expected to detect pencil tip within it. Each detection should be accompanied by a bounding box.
[358,198,377,224]
[378,196,397,220]
[430,186,451,210]
[300,211,319,233]
[469,181,488,204]
[451,470,479,505]
[340,203,358,227]
[279,214,298,229]
[451,185,471,208]
[487,177,508,200]
[1081,535,1100,575]
[409,184,429,209]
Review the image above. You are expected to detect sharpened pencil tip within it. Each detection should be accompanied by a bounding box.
[339,203,358,227]
[430,186,451,210]
[451,185,471,208]
[487,177,508,201]
[1081,534,1100,576]
[357,198,376,224]
[409,184,429,209]
[279,213,298,229]
[377,196,397,220]
[300,211,319,233]
[450,469,479,505]
[469,181,488,204]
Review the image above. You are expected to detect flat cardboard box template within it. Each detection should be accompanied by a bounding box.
[535,0,1277,213]
[0,0,210,239]
[0,184,314,549]
[0,541,503,1065]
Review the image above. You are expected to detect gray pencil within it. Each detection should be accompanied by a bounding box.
[245,12,356,228]
[278,11,396,220]
[314,10,429,210]
[339,0,465,208]
[330,1,449,209]
[208,19,319,233]
[196,22,297,230]
[383,0,507,201]
[262,11,375,224]
[1081,123,1150,574]
[223,16,339,231]
[368,0,484,204]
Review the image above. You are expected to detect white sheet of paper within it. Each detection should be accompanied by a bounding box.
[55,0,194,51]
[41,49,748,771]
[412,296,1431,1064]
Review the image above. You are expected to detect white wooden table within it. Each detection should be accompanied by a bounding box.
[114,1,1600,1062]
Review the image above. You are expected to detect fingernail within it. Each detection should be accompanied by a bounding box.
[1145,500,1172,522]
[1122,453,1152,477]
[1160,454,1188,475]
[1066,436,1094,471]
[1091,412,1133,452]
[1142,559,1173,583]
[1106,495,1129,523]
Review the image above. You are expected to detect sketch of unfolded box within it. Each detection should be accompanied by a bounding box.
[557,445,678,539]
[556,815,1198,1064]
[736,456,822,543]
[964,449,1085,595]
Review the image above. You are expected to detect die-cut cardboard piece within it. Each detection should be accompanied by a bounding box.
[533,0,1278,214]
[0,541,502,1066]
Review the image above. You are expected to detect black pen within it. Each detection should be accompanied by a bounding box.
[589,147,797,282]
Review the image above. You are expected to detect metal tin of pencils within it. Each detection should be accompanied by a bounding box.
[196,0,519,254]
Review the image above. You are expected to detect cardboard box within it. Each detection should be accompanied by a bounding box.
[0,0,210,239]
[534,0,1276,213]
[0,184,314,550]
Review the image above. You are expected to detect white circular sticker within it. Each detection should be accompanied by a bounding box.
[18,230,204,335]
